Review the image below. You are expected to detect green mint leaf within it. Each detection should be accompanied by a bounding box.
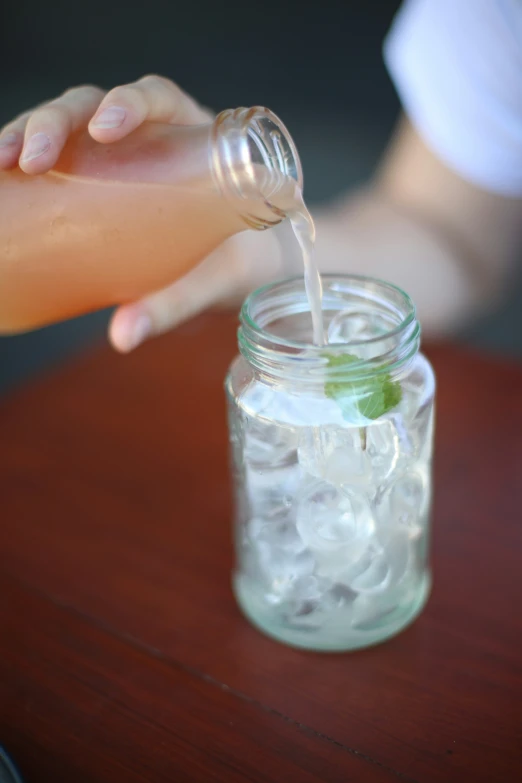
[324,352,402,420]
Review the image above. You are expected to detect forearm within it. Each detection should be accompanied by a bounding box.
[308,116,522,338]
[311,188,495,338]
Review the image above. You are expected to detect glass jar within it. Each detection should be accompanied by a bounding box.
[225,275,435,652]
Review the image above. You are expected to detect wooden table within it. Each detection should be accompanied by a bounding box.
[0,313,521,783]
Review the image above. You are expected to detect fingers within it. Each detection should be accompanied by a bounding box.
[20,85,105,174]
[89,74,212,144]
[4,85,105,175]
[108,230,283,353]
[108,254,231,353]
[0,111,31,169]
[0,76,212,175]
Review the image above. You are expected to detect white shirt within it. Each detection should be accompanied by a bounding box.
[384,0,522,197]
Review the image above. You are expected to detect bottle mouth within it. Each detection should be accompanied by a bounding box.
[211,107,304,229]
[239,275,421,384]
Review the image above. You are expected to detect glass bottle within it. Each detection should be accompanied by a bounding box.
[0,107,301,332]
[225,275,435,652]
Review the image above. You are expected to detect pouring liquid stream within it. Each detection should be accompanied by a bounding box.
[263,165,324,346]
[288,194,325,347]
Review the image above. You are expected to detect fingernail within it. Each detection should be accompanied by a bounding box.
[127,314,152,350]
[0,132,18,149]
[21,132,51,162]
[91,106,126,129]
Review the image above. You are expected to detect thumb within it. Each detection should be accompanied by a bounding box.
[108,261,229,353]
[108,230,282,352]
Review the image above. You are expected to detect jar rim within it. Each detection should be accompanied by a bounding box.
[241,274,417,350]
[238,275,421,383]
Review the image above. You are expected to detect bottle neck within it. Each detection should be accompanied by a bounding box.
[238,275,421,388]
[210,107,304,230]
[51,109,303,233]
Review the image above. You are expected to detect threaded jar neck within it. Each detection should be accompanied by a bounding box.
[238,275,421,388]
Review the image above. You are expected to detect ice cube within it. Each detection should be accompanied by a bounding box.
[245,462,302,522]
[358,527,411,590]
[328,309,391,345]
[381,525,412,581]
[243,414,298,471]
[239,379,345,427]
[377,471,427,537]
[394,354,435,460]
[298,421,400,491]
[349,551,390,593]
[334,546,377,586]
[283,575,356,631]
[256,538,316,604]
[351,591,400,630]
[247,501,315,605]
[249,514,305,556]
[285,574,330,615]
[388,392,434,466]
[296,479,374,577]
[351,574,417,630]
[412,403,435,463]
[386,411,416,465]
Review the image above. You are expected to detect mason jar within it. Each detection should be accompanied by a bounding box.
[225,275,435,652]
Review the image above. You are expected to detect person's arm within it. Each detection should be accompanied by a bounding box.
[110,0,522,348]
[3,0,522,350]
[312,115,522,337]
[330,0,522,337]
[111,109,522,346]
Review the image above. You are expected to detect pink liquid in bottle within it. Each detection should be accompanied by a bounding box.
[0,108,303,332]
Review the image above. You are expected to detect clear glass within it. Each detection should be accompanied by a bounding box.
[212,107,303,229]
[225,275,435,652]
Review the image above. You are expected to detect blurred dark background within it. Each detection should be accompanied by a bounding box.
[1,0,521,394]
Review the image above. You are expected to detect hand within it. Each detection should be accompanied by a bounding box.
[0,76,281,350]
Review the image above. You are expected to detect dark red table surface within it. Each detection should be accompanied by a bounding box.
[0,312,521,783]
